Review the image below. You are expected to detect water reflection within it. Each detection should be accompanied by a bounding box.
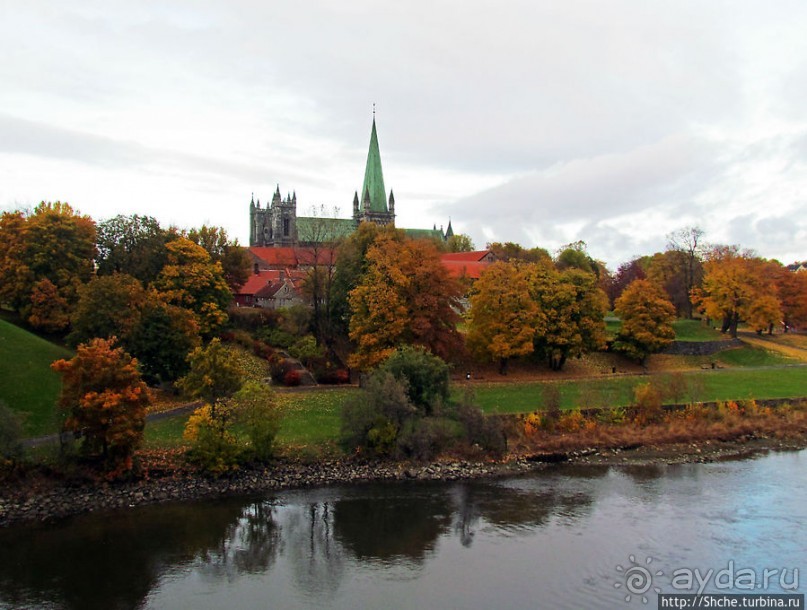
[1,452,805,610]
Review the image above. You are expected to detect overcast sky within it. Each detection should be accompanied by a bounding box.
[2,1,806,268]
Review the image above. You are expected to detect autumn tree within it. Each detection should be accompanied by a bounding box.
[528,266,608,371]
[96,214,173,284]
[487,241,552,264]
[51,338,150,466]
[179,339,246,472]
[775,268,807,331]
[666,226,706,318]
[348,234,463,369]
[177,338,243,414]
[330,222,389,341]
[606,258,647,308]
[67,273,148,347]
[693,248,773,338]
[0,202,96,331]
[28,279,71,333]
[554,240,606,277]
[745,294,782,335]
[154,238,232,337]
[446,233,475,253]
[466,261,543,374]
[126,297,200,384]
[612,279,676,364]
[186,224,251,292]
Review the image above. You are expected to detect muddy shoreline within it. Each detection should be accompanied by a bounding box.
[2,435,805,528]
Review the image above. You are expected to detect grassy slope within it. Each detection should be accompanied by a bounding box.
[0,319,72,436]
[672,319,725,342]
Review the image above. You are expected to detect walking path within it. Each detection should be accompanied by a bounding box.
[738,332,807,363]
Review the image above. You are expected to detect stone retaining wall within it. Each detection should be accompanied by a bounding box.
[662,338,742,356]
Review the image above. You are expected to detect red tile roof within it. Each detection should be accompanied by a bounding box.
[236,269,306,295]
[249,246,337,268]
[441,250,492,262]
[442,260,489,280]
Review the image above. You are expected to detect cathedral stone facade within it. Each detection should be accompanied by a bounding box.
[249,117,450,247]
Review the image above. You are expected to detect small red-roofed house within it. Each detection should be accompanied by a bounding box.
[440,250,495,281]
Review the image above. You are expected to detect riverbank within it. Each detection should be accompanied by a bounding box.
[2,432,806,528]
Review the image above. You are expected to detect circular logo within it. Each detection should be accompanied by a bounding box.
[615,555,663,604]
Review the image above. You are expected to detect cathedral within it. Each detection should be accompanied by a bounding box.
[249,116,453,247]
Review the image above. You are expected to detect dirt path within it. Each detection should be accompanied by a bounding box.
[739,332,807,362]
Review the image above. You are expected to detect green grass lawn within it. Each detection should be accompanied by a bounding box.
[0,319,72,436]
[672,319,724,342]
[275,388,357,447]
[143,364,807,450]
[466,367,807,414]
[143,415,190,449]
[143,387,358,452]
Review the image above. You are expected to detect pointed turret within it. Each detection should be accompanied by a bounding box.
[388,190,395,215]
[445,219,454,239]
[353,191,360,218]
[360,118,388,213]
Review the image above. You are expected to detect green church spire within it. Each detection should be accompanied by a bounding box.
[360,117,388,213]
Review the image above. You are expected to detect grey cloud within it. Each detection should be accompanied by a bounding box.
[0,113,325,188]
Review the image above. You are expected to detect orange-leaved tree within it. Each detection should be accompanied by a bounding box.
[773,265,807,332]
[692,248,775,338]
[348,234,463,370]
[51,338,150,467]
[612,279,677,364]
[466,261,543,374]
[0,202,96,331]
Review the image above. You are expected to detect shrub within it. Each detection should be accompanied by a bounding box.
[252,339,275,360]
[524,412,542,437]
[183,403,241,474]
[632,382,664,425]
[378,346,450,415]
[456,403,507,455]
[234,381,281,463]
[556,409,586,433]
[317,367,350,385]
[397,417,459,461]
[288,335,322,366]
[228,306,281,332]
[259,327,297,349]
[340,372,417,455]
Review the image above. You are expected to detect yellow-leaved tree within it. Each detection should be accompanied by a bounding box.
[613,279,677,364]
[466,261,543,374]
[528,266,608,371]
[154,238,232,337]
[692,248,776,338]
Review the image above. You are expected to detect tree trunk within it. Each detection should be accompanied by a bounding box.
[729,312,739,338]
[499,357,508,375]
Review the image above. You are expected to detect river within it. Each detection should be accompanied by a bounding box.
[0,450,804,609]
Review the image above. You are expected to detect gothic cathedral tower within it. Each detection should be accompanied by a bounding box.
[352,116,395,226]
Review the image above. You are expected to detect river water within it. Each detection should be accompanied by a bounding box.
[0,450,805,609]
